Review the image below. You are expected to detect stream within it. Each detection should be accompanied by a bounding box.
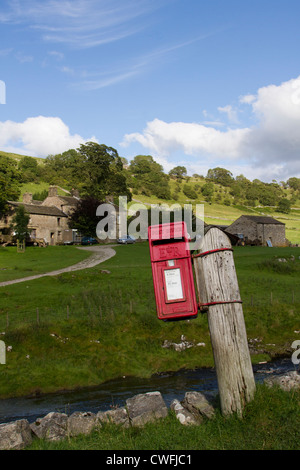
[0,358,297,424]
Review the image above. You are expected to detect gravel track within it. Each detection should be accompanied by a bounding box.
[0,246,116,287]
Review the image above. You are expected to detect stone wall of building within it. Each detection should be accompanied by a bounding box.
[226,216,286,246]
[226,217,258,242]
[256,223,286,246]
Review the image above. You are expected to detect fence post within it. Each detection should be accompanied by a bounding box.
[193,227,256,416]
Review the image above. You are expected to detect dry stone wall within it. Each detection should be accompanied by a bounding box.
[0,371,299,450]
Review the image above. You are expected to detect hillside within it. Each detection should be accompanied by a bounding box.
[0,150,44,165]
[129,177,300,244]
[1,148,300,243]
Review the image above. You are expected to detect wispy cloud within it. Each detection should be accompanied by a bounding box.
[75,31,222,90]
[15,51,34,63]
[0,0,161,49]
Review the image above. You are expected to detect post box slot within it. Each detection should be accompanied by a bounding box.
[152,237,185,246]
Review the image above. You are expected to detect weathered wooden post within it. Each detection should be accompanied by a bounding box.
[193,227,256,416]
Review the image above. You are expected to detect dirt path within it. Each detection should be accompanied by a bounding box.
[0,246,116,287]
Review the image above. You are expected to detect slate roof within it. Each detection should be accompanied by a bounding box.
[241,215,285,225]
[8,202,67,217]
[55,196,79,205]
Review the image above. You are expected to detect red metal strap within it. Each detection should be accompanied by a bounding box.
[199,300,242,308]
[192,248,233,259]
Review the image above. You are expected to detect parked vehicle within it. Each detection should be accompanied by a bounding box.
[117,235,135,244]
[81,236,98,245]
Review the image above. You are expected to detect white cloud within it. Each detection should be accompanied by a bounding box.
[0,116,97,156]
[239,94,256,104]
[122,118,250,159]
[218,104,239,124]
[122,76,300,180]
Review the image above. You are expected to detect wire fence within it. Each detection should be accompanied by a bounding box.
[1,286,299,331]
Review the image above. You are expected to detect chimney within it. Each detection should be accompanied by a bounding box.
[23,193,33,204]
[105,195,114,204]
[71,189,80,198]
[48,186,58,197]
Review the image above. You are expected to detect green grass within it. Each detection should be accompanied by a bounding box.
[18,182,69,200]
[0,243,299,400]
[0,245,92,282]
[28,384,300,450]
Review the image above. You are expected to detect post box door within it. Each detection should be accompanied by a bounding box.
[154,258,197,320]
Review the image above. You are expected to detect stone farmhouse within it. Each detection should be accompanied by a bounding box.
[0,186,80,246]
[225,215,286,247]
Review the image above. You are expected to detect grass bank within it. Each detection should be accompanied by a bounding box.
[28,384,300,450]
[0,245,91,282]
[0,243,299,399]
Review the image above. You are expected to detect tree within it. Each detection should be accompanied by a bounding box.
[183,184,197,199]
[201,182,214,199]
[287,177,300,192]
[169,166,187,180]
[77,142,131,201]
[277,198,291,214]
[0,156,21,217]
[11,205,30,249]
[69,196,104,237]
[18,156,41,183]
[206,167,234,187]
[129,155,171,199]
[43,149,85,186]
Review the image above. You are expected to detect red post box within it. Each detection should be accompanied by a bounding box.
[148,221,198,321]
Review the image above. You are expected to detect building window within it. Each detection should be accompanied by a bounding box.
[57,217,61,226]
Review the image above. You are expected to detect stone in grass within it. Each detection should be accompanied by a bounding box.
[126,391,168,427]
[181,391,215,420]
[264,371,300,392]
[170,399,200,426]
[30,412,68,441]
[0,419,32,450]
[68,411,96,436]
[96,407,130,428]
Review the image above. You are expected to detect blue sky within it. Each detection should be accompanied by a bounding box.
[1,0,300,181]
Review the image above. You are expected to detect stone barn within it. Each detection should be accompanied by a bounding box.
[225,215,286,247]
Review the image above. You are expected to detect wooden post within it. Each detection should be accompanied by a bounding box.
[193,228,256,416]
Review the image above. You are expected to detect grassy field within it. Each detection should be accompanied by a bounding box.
[0,243,299,400]
[0,245,91,282]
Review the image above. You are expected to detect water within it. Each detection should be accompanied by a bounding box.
[0,358,297,424]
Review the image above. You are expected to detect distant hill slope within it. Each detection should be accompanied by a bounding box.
[0,150,44,164]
